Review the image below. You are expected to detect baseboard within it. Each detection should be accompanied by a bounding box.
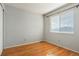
[4,40,42,49]
[45,40,79,54]
[0,50,2,56]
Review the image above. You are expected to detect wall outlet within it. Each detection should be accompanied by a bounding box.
[24,38,26,41]
[58,40,61,42]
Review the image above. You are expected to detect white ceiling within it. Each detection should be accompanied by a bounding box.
[5,3,66,14]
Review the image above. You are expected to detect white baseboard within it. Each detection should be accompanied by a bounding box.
[45,40,79,53]
[4,40,42,49]
[0,50,2,56]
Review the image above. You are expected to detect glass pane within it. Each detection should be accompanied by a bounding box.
[60,8,74,32]
[49,15,60,32]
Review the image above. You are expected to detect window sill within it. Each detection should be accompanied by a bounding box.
[50,31,74,34]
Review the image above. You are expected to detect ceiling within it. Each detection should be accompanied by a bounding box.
[5,3,66,14]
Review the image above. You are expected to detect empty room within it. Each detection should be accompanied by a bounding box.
[0,3,79,56]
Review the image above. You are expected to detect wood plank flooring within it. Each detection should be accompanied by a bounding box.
[2,41,79,56]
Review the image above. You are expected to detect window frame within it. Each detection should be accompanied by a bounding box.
[49,8,74,34]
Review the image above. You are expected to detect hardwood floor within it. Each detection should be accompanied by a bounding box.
[2,41,79,56]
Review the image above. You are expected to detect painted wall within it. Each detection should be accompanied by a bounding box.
[0,4,3,55]
[4,5,43,49]
[44,4,79,52]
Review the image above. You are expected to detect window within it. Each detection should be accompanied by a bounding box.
[50,14,60,32]
[49,8,74,33]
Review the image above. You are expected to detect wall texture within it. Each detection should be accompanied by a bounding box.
[4,5,43,49]
[44,4,79,52]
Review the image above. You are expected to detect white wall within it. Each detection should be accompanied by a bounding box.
[0,4,3,55]
[4,5,43,49]
[44,4,79,52]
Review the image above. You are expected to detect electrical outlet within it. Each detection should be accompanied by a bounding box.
[58,40,61,42]
[24,38,26,41]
